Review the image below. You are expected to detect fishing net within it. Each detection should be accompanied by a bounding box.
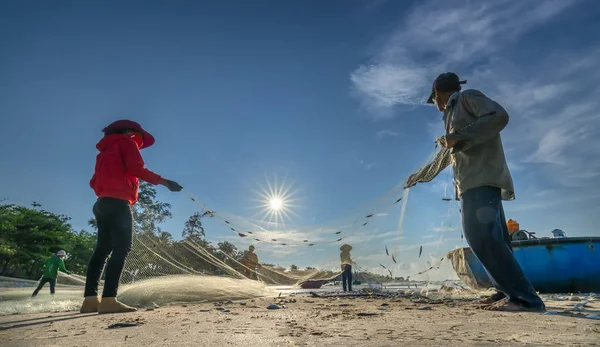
[114,144,459,287]
[406,148,452,188]
[117,275,273,308]
[55,273,88,286]
[446,248,492,290]
[1,146,466,315]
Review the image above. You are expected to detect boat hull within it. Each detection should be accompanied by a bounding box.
[447,237,600,293]
[299,280,328,289]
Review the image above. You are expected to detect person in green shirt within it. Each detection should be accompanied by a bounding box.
[31,250,70,297]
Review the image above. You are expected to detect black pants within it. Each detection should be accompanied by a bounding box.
[32,277,56,297]
[461,186,544,310]
[84,197,133,298]
[342,264,352,291]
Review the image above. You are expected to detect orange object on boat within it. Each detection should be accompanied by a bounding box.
[507,219,520,233]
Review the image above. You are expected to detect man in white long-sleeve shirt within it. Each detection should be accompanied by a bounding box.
[407,72,545,312]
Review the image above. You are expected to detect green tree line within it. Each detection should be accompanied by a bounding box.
[0,183,247,281]
[0,203,96,278]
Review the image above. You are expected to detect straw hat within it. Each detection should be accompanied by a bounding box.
[340,244,352,251]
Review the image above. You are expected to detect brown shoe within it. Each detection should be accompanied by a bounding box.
[80,296,100,313]
[98,297,137,314]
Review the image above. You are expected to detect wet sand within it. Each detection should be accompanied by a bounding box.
[1,293,599,347]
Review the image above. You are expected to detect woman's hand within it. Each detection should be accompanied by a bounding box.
[161,179,183,192]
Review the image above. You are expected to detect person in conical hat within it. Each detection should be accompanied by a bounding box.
[339,244,354,291]
[242,245,260,280]
[81,120,184,315]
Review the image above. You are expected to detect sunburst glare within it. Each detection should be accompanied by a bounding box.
[251,176,300,225]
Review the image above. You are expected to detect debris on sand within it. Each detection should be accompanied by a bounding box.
[107,322,142,329]
[357,312,379,317]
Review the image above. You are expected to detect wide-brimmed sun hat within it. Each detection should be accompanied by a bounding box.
[103,119,155,149]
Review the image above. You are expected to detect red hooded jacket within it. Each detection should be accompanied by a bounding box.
[90,134,163,205]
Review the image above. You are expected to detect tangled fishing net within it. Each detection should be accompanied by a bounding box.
[116,275,273,308]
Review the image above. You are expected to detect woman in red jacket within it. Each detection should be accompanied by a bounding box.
[80,120,183,314]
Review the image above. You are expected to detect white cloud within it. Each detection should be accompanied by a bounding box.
[376,130,399,138]
[351,0,600,190]
[535,189,555,197]
[342,230,404,245]
[505,191,600,212]
[514,95,600,186]
[350,64,430,114]
[529,128,572,165]
[507,161,525,172]
[430,225,460,233]
[351,0,579,115]
[355,157,377,170]
[495,81,568,115]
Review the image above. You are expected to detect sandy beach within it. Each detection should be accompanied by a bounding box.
[2,291,599,347]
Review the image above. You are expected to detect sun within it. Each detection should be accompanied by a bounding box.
[269,197,283,211]
[251,175,300,225]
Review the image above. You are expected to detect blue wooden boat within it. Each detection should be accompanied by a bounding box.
[447,236,600,293]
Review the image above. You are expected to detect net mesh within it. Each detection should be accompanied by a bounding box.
[112,146,458,288]
[446,248,492,290]
[1,147,467,315]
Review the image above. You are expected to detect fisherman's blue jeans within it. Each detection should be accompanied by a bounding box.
[32,277,56,297]
[461,186,545,310]
[342,265,352,292]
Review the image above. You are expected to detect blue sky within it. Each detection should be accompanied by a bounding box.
[1,0,599,278]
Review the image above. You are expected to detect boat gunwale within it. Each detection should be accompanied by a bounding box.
[446,237,600,256]
[511,236,600,248]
